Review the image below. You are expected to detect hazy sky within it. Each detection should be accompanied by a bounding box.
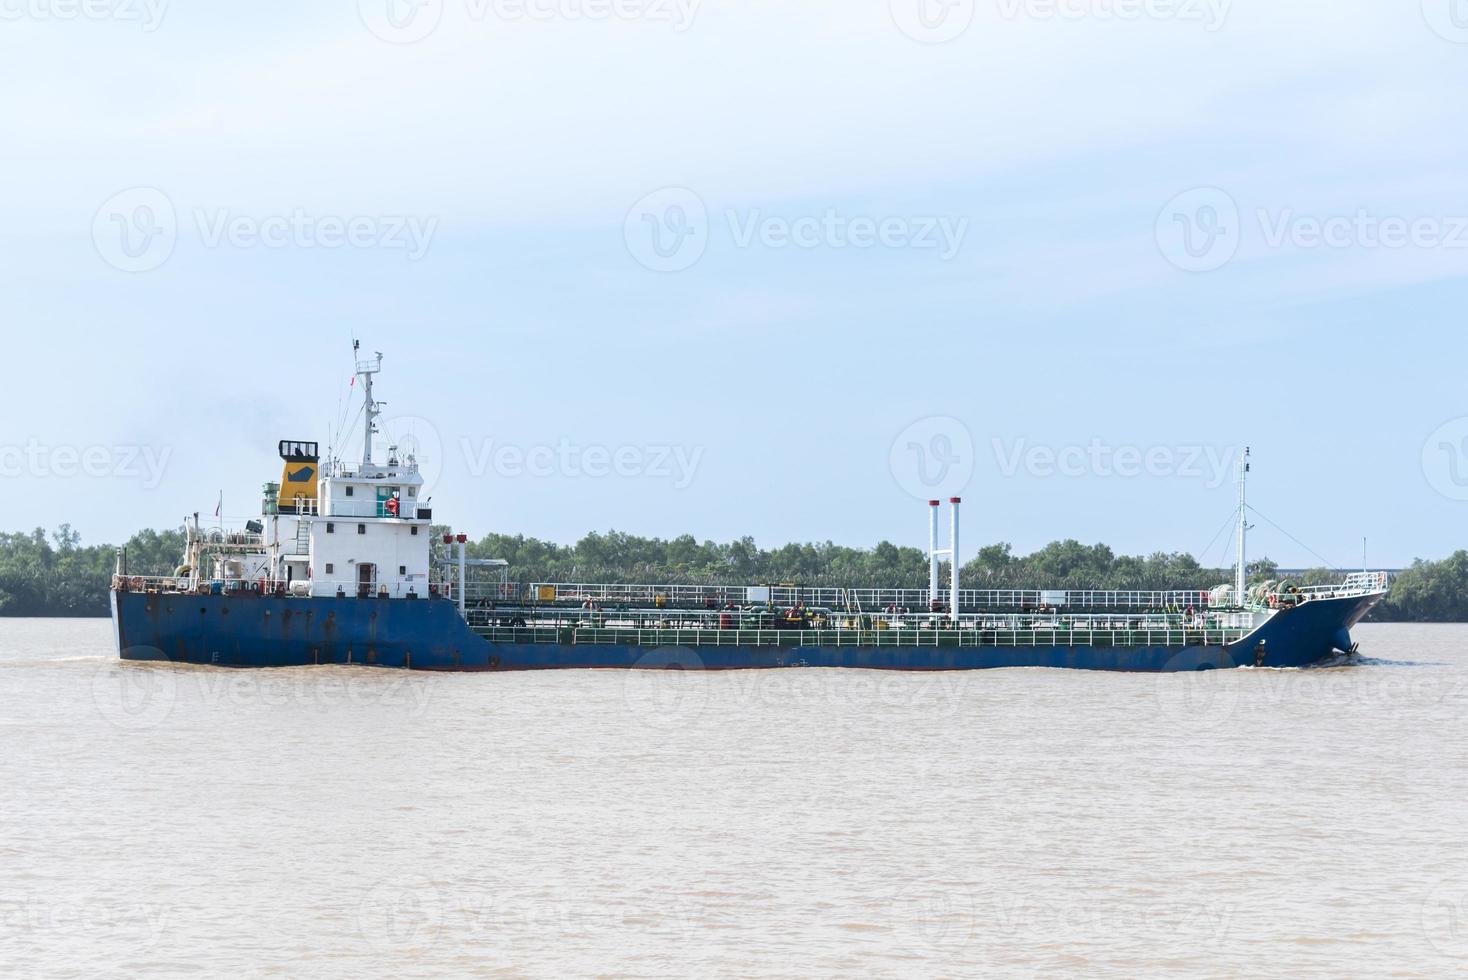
[3,0,1465,569]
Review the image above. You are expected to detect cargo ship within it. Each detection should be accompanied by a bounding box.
[110,348,1388,672]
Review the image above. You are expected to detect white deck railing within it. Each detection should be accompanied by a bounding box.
[527,582,1216,612]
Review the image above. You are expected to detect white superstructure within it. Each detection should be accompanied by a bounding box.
[187,347,436,599]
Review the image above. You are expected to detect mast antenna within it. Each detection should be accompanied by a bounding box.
[354,340,383,467]
[1235,447,1253,604]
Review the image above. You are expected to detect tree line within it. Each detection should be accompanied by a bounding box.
[0,524,1458,621]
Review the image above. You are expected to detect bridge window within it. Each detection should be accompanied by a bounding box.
[345,486,354,497]
[410,526,418,535]
[326,523,334,533]
[325,563,334,574]
[357,524,366,535]
[399,565,407,575]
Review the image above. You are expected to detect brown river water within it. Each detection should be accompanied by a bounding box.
[1,619,1465,977]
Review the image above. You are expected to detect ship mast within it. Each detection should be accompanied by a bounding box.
[1235,447,1252,604]
[354,341,383,467]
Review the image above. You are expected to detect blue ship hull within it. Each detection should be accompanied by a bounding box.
[111,588,1381,672]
